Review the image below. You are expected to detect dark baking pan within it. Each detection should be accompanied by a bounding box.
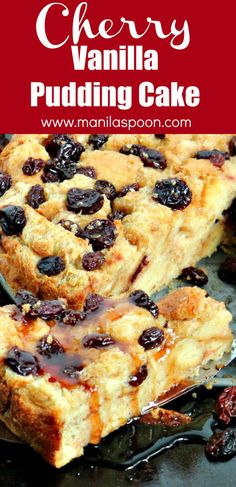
[0,382,236,487]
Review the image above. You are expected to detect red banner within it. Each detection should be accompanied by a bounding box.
[0,0,235,133]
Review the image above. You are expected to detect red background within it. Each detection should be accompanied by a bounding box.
[0,0,235,133]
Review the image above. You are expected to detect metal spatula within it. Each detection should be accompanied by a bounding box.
[143,339,236,412]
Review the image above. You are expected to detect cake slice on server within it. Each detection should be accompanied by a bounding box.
[0,287,233,467]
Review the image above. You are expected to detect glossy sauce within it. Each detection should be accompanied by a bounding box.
[89,390,104,444]
[9,297,170,445]
[37,351,84,386]
[12,308,34,328]
[10,297,163,389]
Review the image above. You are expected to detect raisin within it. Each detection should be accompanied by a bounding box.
[15,290,38,308]
[180,266,208,286]
[66,188,104,215]
[37,256,66,276]
[22,157,45,176]
[42,158,77,183]
[205,429,236,461]
[26,184,45,209]
[119,144,141,156]
[60,309,86,326]
[45,134,84,161]
[41,161,60,183]
[83,219,117,250]
[129,364,148,387]
[138,327,164,350]
[195,150,229,167]
[35,300,65,320]
[154,134,166,139]
[83,293,104,313]
[209,153,227,168]
[218,257,236,285]
[120,144,166,170]
[82,333,115,349]
[129,290,159,318]
[76,166,97,179]
[0,205,26,235]
[88,134,109,150]
[14,299,35,320]
[117,183,139,198]
[59,219,84,238]
[37,335,64,358]
[153,178,192,210]
[215,387,236,425]
[57,141,84,162]
[82,251,105,271]
[229,137,236,156]
[95,179,117,201]
[0,134,9,152]
[5,346,39,376]
[108,210,126,221]
[0,172,12,196]
[140,148,166,170]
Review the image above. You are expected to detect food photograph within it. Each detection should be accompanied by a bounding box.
[0,133,235,486]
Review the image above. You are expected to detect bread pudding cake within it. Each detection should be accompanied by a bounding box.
[0,134,235,307]
[0,287,233,467]
[0,133,235,467]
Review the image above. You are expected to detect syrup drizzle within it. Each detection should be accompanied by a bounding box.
[89,390,104,444]
[9,297,170,445]
[10,297,167,389]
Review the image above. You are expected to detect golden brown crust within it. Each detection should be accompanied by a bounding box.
[1,385,61,465]
[0,378,10,414]
[158,287,207,320]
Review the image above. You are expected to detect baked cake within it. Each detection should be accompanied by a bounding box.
[0,134,235,467]
[0,134,235,308]
[0,287,233,467]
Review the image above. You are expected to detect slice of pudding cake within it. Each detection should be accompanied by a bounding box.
[0,287,233,467]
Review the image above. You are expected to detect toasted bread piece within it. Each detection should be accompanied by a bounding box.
[0,287,233,467]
